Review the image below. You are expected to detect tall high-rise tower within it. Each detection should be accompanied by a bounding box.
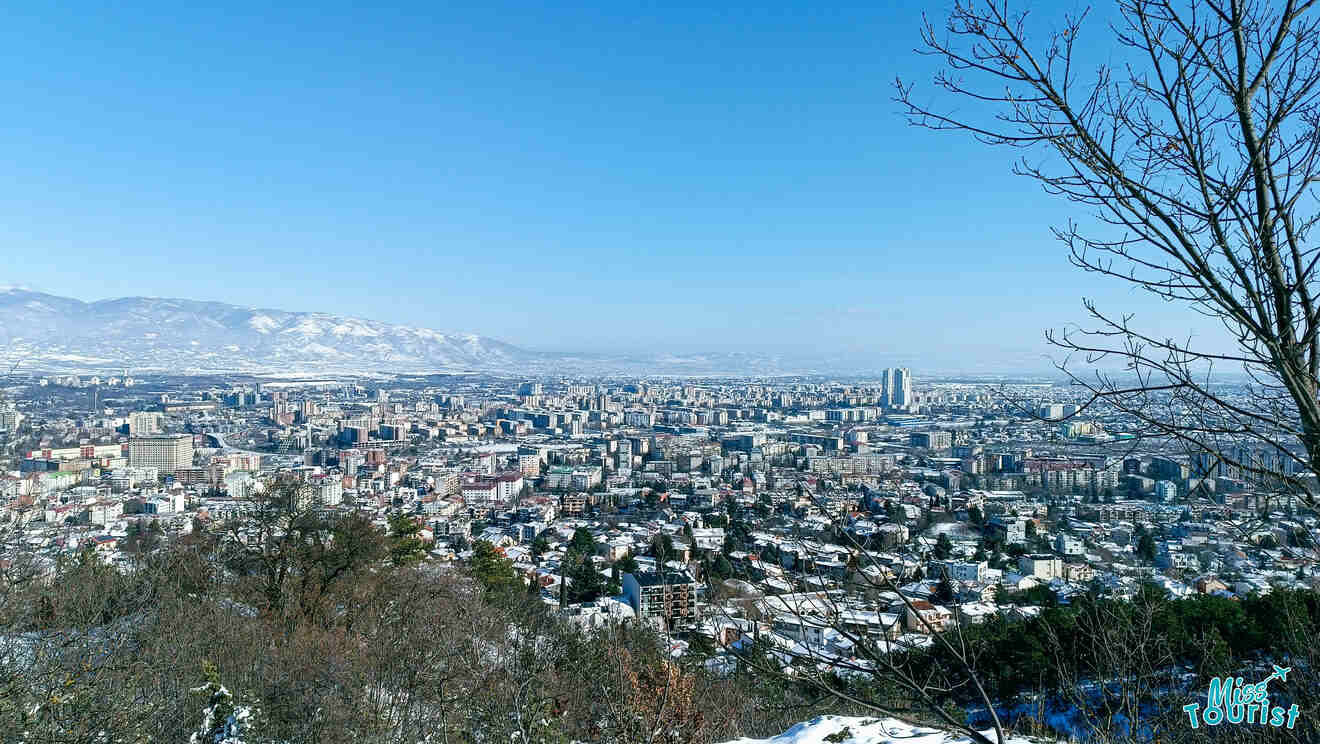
[892,368,912,408]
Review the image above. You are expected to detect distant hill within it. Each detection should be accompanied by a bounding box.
[0,288,825,375]
[0,288,542,374]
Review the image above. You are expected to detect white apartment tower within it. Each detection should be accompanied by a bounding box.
[129,411,162,436]
[128,433,194,471]
[892,367,911,407]
[881,368,912,408]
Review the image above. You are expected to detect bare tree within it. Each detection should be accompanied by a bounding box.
[898,0,1320,504]
[220,477,384,624]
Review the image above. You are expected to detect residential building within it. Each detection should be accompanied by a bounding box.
[622,570,700,627]
[1018,554,1063,580]
[128,434,194,472]
[929,560,988,583]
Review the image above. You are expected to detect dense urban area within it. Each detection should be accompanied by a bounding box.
[10,0,1320,738]
[2,368,1317,742]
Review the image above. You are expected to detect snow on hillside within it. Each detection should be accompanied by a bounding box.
[0,288,530,373]
[719,716,1035,744]
[0,287,881,375]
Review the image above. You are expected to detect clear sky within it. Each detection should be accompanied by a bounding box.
[2,0,1222,371]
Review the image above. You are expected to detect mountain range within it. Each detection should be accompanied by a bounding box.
[0,288,850,376]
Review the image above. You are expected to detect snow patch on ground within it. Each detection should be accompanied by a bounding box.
[719,716,1033,744]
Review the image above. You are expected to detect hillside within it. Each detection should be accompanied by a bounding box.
[0,288,829,375]
[0,288,533,374]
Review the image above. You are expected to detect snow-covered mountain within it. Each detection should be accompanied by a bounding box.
[0,289,542,374]
[0,288,846,376]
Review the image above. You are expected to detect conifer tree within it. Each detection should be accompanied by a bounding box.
[387,512,426,566]
[190,661,259,744]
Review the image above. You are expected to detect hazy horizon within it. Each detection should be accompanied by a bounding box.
[0,283,1141,377]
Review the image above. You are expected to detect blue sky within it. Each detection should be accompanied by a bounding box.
[1,0,1222,371]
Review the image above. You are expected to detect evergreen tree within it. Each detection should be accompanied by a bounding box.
[137,517,164,552]
[565,553,605,603]
[933,533,954,560]
[387,512,426,566]
[123,519,143,554]
[932,573,956,604]
[189,660,258,744]
[531,535,550,561]
[614,552,639,576]
[1136,533,1158,564]
[569,527,597,556]
[712,554,733,581]
[469,540,518,592]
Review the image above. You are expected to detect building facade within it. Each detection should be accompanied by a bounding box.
[128,434,194,472]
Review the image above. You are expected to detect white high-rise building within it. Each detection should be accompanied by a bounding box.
[891,368,912,407]
[317,476,344,507]
[474,452,496,475]
[129,411,162,436]
[882,368,912,407]
[1038,403,1065,420]
[128,434,194,471]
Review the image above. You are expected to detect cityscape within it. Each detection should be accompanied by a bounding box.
[5,0,1320,743]
[0,349,1314,742]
